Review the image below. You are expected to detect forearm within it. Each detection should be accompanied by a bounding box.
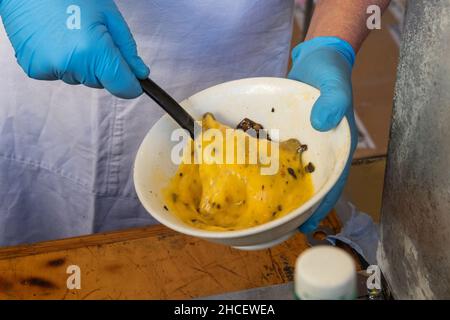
[305,0,391,52]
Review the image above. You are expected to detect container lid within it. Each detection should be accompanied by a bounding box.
[295,246,357,300]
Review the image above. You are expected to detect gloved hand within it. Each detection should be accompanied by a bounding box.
[0,0,149,99]
[288,36,358,233]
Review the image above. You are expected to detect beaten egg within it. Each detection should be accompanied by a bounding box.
[163,113,314,231]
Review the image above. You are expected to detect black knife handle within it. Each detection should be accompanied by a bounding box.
[140,78,197,139]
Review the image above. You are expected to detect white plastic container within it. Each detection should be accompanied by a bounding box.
[295,246,357,300]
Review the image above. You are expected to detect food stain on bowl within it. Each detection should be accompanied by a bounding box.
[162,113,315,231]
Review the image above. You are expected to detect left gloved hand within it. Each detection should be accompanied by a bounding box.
[0,0,149,99]
[288,36,358,233]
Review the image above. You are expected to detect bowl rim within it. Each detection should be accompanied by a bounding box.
[134,77,351,239]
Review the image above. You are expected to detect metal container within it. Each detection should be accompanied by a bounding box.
[379,0,450,299]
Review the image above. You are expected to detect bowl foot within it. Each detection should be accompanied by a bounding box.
[232,231,297,251]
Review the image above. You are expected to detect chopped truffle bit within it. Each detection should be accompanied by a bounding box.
[299,144,308,153]
[305,162,315,173]
[236,117,271,140]
[236,118,264,132]
[287,167,297,179]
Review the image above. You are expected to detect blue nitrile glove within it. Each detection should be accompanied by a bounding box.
[288,37,358,233]
[0,0,149,99]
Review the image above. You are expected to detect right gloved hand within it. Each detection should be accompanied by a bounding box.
[288,37,358,233]
[0,0,149,99]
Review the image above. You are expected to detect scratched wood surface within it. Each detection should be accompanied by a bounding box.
[0,214,341,300]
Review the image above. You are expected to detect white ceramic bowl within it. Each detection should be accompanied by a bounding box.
[134,77,351,250]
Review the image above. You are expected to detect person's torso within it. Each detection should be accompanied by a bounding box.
[0,0,294,198]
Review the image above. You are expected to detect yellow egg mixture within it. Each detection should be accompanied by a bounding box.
[163,114,314,231]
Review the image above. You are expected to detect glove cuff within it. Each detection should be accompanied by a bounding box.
[292,36,356,67]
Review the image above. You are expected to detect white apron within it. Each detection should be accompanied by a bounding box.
[0,0,294,246]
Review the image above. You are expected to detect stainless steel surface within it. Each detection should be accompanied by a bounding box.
[199,282,296,300]
[198,273,377,300]
[379,0,450,299]
[306,226,334,246]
